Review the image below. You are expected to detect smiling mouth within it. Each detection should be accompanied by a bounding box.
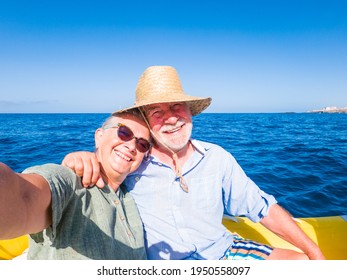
[164,124,184,134]
[114,150,132,161]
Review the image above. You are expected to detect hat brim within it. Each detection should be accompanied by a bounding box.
[113,96,212,116]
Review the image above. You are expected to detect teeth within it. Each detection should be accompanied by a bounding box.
[166,127,181,133]
[115,150,131,161]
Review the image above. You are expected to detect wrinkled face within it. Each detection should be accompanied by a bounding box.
[144,102,193,152]
[95,113,151,178]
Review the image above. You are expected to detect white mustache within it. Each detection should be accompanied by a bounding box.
[160,120,186,133]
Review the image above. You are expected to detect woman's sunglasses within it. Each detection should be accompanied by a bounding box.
[103,123,152,153]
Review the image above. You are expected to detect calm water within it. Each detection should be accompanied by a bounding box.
[1,113,346,218]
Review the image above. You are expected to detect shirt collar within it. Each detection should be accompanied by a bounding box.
[190,139,207,156]
[145,139,208,164]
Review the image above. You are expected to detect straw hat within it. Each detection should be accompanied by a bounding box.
[113,66,212,116]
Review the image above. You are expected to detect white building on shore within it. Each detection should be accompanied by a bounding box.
[308,106,347,113]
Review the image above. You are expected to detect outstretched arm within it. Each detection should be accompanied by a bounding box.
[260,204,325,260]
[61,151,104,188]
[0,163,52,239]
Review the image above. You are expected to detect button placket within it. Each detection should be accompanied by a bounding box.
[114,195,136,245]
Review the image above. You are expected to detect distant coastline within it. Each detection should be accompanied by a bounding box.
[307,106,347,113]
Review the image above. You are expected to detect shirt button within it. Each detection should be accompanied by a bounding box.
[114,200,119,205]
[135,176,140,182]
[120,216,125,221]
[127,231,131,236]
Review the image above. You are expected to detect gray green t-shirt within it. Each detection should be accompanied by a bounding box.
[23,164,146,260]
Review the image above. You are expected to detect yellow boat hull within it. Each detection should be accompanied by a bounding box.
[1,215,346,260]
[0,235,28,260]
[223,215,347,260]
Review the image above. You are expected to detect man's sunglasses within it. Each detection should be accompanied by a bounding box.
[103,123,151,153]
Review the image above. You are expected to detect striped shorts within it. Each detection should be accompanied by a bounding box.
[222,235,273,260]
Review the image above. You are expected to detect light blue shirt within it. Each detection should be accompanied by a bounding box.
[124,139,277,260]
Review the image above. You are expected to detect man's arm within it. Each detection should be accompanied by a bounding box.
[260,203,325,260]
[61,151,104,188]
[0,163,52,239]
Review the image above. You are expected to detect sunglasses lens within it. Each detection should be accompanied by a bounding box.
[136,139,151,153]
[117,125,134,141]
[117,124,151,153]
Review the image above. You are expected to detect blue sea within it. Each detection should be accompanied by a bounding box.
[1,113,346,218]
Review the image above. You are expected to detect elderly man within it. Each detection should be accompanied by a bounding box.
[63,66,325,260]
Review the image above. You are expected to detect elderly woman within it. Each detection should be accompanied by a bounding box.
[0,110,151,259]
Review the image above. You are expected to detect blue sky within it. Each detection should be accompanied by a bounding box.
[0,0,346,113]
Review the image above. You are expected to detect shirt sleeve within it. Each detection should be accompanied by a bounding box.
[222,153,277,223]
[22,164,80,240]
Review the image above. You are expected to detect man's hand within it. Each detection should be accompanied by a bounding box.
[61,151,104,188]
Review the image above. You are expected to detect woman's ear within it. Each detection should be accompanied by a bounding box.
[94,128,103,148]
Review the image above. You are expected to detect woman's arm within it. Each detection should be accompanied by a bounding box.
[0,162,52,239]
